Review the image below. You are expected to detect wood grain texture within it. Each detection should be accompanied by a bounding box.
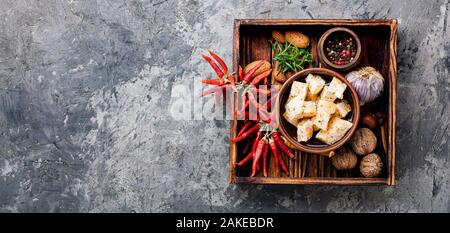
[229,19,240,183]
[230,19,397,185]
[234,177,388,185]
[388,19,398,186]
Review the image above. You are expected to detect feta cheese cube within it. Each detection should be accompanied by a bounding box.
[317,100,336,115]
[335,100,352,118]
[312,109,332,131]
[297,119,314,142]
[319,86,337,102]
[289,81,308,101]
[302,101,317,118]
[328,77,347,99]
[284,95,304,125]
[305,74,326,95]
[316,117,353,145]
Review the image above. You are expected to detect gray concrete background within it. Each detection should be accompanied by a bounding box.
[0,0,448,213]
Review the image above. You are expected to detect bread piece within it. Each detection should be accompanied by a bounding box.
[313,109,332,131]
[284,95,304,125]
[335,100,352,118]
[289,81,308,101]
[317,100,336,115]
[313,121,320,131]
[283,112,299,126]
[319,86,337,102]
[328,77,347,99]
[305,74,326,95]
[302,101,317,118]
[297,119,314,142]
[316,117,353,145]
[306,90,319,101]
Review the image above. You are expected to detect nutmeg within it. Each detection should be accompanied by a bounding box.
[285,31,310,48]
[331,146,357,170]
[360,112,377,129]
[350,128,377,155]
[360,153,383,177]
[272,30,285,43]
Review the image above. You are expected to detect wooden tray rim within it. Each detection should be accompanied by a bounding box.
[230,19,397,186]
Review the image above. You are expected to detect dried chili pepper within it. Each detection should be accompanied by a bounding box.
[264,93,278,110]
[201,85,229,96]
[251,69,272,85]
[236,152,252,167]
[272,132,295,159]
[208,50,228,74]
[269,139,280,175]
[238,66,243,81]
[201,53,224,78]
[237,121,253,137]
[252,131,263,156]
[231,124,260,143]
[262,141,269,177]
[201,78,225,85]
[254,88,271,95]
[251,139,266,177]
[247,91,270,117]
[242,133,255,154]
[242,60,265,84]
[237,99,250,119]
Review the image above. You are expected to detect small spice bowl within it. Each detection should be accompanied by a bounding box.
[276,68,360,154]
[318,27,361,71]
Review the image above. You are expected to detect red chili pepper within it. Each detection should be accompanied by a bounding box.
[201,85,228,96]
[238,66,243,81]
[251,69,272,85]
[252,131,262,156]
[272,132,295,159]
[269,139,280,176]
[237,94,248,118]
[231,124,260,143]
[228,75,235,83]
[242,60,265,84]
[201,78,225,85]
[262,141,269,177]
[237,121,252,137]
[201,53,224,78]
[247,91,270,119]
[236,152,252,167]
[251,139,266,177]
[229,76,238,93]
[265,93,279,110]
[267,112,279,129]
[277,149,290,175]
[208,50,228,74]
[255,88,271,95]
[242,133,255,154]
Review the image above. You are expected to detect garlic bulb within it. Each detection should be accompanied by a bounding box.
[345,66,384,105]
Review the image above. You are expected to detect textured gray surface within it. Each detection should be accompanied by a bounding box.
[0,0,449,213]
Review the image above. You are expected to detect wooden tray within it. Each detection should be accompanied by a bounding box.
[229,19,397,185]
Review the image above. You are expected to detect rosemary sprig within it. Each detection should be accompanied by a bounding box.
[270,40,313,74]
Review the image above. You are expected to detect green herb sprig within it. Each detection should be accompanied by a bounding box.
[270,40,313,74]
